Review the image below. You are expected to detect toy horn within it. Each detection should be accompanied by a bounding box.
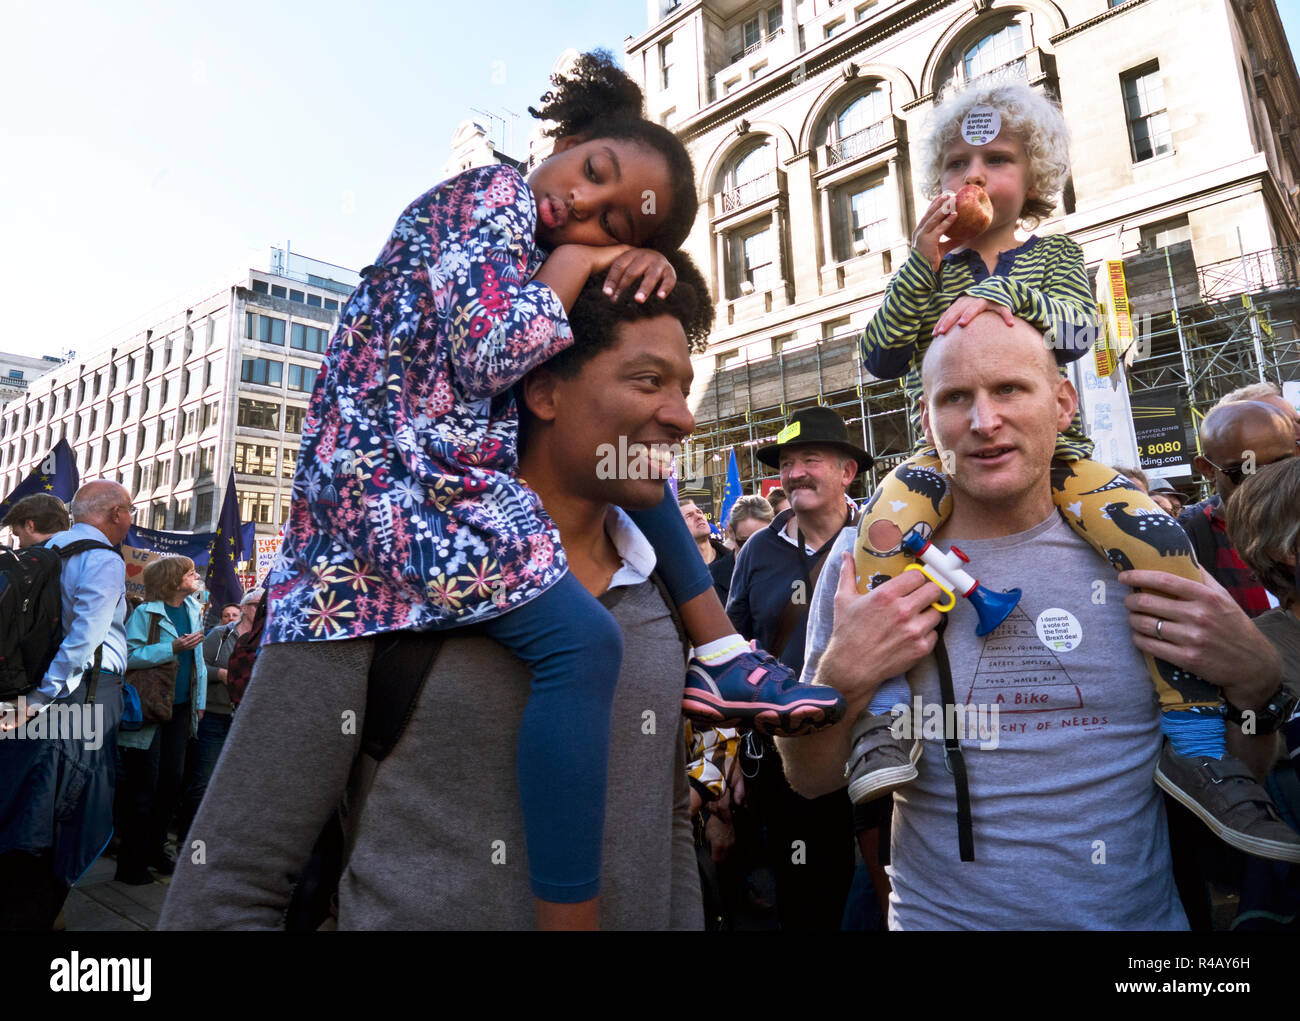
[900,530,1022,637]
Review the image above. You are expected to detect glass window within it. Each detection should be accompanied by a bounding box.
[766,6,782,34]
[237,399,281,431]
[836,89,890,142]
[251,280,269,294]
[290,323,328,353]
[963,22,1024,80]
[195,491,213,526]
[1123,64,1172,162]
[246,314,286,345]
[234,442,278,477]
[271,284,287,299]
[324,299,339,312]
[289,289,305,303]
[743,16,761,50]
[287,364,314,392]
[241,358,283,387]
[285,405,306,434]
[733,225,778,295]
[837,178,888,259]
[282,446,298,479]
[306,294,322,308]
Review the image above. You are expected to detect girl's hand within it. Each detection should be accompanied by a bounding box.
[912,193,959,273]
[933,296,1014,337]
[600,248,678,303]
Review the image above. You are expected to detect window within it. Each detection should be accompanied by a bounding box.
[285,405,306,434]
[251,280,269,294]
[184,410,197,435]
[101,437,111,463]
[1140,215,1191,251]
[823,317,852,342]
[124,395,132,420]
[246,314,286,345]
[732,224,778,296]
[204,402,220,429]
[963,22,1024,80]
[766,6,782,34]
[175,497,191,530]
[195,491,214,526]
[1123,63,1172,162]
[204,360,214,388]
[836,177,888,259]
[8,369,21,381]
[306,294,322,308]
[127,357,136,383]
[151,501,167,529]
[238,399,280,431]
[200,447,215,475]
[855,1,877,22]
[234,442,278,477]
[743,16,761,51]
[721,142,776,211]
[290,323,328,353]
[158,458,171,486]
[825,17,846,39]
[659,36,675,90]
[324,299,339,312]
[144,347,154,375]
[289,289,305,303]
[239,492,278,524]
[182,451,194,479]
[826,88,891,163]
[282,446,298,479]
[161,379,169,406]
[106,402,114,428]
[287,364,315,392]
[271,284,287,299]
[241,358,283,387]
[158,418,174,444]
[89,409,97,434]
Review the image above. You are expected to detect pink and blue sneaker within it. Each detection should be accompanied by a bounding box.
[682,648,846,737]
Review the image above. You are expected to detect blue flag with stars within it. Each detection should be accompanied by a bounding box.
[206,470,247,609]
[0,439,80,521]
[719,448,742,532]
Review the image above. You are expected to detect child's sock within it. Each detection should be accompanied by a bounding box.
[1161,708,1227,760]
[694,635,750,665]
[869,676,910,716]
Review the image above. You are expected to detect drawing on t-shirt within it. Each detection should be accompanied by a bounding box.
[965,605,1082,713]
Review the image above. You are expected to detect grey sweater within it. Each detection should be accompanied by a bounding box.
[159,578,702,930]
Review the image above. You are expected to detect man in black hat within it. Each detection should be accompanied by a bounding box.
[725,405,871,930]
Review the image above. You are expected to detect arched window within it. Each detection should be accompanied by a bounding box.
[723,142,777,211]
[963,22,1024,80]
[826,86,892,164]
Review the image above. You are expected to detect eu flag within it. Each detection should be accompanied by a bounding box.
[205,470,247,610]
[0,439,80,520]
[718,448,742,532]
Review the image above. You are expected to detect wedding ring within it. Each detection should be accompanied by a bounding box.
[1155,619,1164,639]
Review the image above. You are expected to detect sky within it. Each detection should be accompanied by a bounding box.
[6,0,1300,363]
[1,0,649,360]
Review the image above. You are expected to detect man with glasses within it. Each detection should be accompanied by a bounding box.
[1181,400,1298,618]
[0,480,131,929]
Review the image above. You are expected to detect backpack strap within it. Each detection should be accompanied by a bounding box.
[360,630,447,762]
[646,569,690,662]
[933,616,974,862]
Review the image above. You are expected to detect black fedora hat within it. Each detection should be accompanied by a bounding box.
[757,405,873,476]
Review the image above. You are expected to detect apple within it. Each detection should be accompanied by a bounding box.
[941,185,993,245]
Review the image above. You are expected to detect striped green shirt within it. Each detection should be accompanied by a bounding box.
[859,234,1100,459]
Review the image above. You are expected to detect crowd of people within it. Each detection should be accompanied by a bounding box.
[1,51,1298,932]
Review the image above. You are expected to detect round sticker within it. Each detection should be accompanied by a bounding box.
[961,106,1001,146]
[1035,608,1082,652]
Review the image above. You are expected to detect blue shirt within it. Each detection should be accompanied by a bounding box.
[35,522,128,707]
[165,602,193,704]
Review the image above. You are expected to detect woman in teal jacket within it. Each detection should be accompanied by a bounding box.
[115,556,207,885]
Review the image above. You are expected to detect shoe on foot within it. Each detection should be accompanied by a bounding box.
[682,648,845,736]
[845,711,921,805]
[1155,743,1300,863]
[149,852,177,876]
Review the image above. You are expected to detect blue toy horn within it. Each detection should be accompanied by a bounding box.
[969,583,1023,637]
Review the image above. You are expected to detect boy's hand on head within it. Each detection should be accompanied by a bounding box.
[933,296,1015,337]
[912,194,960,272]
[602,248,677,303]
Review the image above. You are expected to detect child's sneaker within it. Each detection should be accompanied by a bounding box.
[1154,743,1300,863]
[845,710,921,805]
[682,649,845,737]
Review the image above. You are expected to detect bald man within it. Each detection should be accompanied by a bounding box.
[778,313,1293,928]
[0,480,131,930]
[1181,401,1298,618]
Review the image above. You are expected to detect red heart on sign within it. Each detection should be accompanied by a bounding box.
[126,564,144,577]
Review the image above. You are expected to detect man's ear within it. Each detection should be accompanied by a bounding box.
[519,368,561,424]
[920,400,935,448]
[1056,376,1079,434]
[1192,454,1215,484]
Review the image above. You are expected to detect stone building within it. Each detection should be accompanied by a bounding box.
[623,0,1300,505]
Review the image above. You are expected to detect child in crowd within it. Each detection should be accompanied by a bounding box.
[847,82,1300,863]
[263,51,845,929]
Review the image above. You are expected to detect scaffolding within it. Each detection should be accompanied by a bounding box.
[686,244,1300,518]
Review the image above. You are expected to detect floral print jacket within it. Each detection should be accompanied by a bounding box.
[264,165,573,644]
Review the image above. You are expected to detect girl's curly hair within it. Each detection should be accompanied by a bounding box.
[918,81,1071,228]
[529,50,699,253]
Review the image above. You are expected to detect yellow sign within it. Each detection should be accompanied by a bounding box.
[776,421,802,444]
[1094,259,1133,378]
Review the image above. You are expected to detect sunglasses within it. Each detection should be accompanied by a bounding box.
[1202,451,1296,486]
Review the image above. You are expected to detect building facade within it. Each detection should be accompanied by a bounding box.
[0,351,66,410]
[0,249,359,536]
[624,0,1300,506]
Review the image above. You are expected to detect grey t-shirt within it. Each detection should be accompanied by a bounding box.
[804,512,1188,931]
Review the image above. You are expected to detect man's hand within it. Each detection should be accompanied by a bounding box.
[172,632,204,654]
[0,700,40,733]
[819,554,945,710]
[1120,566,1283,710]
[933,296,1015,337]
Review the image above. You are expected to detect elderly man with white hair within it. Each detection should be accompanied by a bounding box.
[0,480,132,930]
